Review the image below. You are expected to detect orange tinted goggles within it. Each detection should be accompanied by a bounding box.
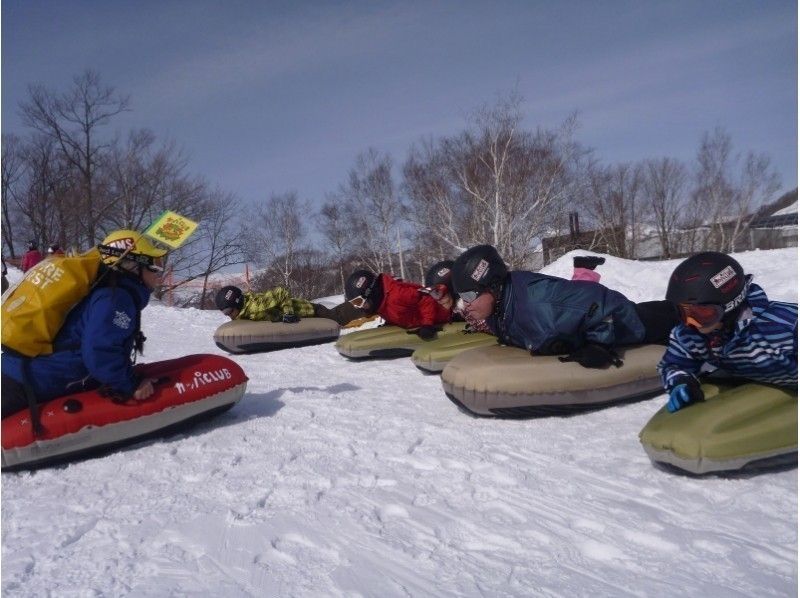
[678,303,724,329]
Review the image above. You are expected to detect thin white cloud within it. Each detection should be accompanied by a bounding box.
[135,4,419,112]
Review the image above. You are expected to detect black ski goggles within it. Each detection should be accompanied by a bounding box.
[100,244,165,273]
[144,260,165,274]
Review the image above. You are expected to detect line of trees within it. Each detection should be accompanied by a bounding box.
[1,71,785,307]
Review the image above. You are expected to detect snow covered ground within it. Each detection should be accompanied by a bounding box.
[2,249,797,597]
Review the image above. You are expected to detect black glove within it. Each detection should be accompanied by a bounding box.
[282,313,300,323]
[558,343,623,369]
[407,325,440,340]
[573,256,606,270]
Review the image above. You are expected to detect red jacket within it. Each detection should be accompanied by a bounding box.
[21,249,43,272]
[376,273,452,328]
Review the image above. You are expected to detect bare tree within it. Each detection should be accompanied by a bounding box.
[24,134,81,251]
[285,248,339,299]
[246,191,309,292]
[1,134,27,256]
[581,162,642,258]
[4,133,80,254]
[101,129,205,234]
[20,70,130,247]
[317,198,356,293]
[334,149,402,273]
[191,191,245,307]
[404,94,584,268]
[691,128,781,252]
[641,158,688,258]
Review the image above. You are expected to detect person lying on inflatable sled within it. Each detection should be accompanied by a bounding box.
[344,268,452,339]
[421,255,608,334]
[450,245,679,369]
[1,229,167,420]
[658,252,798,413]
[215,285,363,327]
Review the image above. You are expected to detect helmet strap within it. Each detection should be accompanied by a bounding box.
[490,286,505,320]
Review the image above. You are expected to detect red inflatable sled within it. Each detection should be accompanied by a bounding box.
[2,354,248,470]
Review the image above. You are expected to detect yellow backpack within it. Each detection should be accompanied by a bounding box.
[1,248,102,357]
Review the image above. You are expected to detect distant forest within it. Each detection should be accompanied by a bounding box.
[1,71,785,307]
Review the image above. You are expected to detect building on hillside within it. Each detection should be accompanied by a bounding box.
[540,189,797,266]
[542,212,625,267]
[747,189,797,250]
[541,212,625,264]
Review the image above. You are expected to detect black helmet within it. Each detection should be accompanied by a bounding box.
[452,245,508,296]
[27,240,37,251]
[345,269,377,301]
[424,260,454,287]
[666,252,749,313]
[215,285,245,311]
[424,260,454,289]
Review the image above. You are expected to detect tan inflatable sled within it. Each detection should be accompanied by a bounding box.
[441,344,665,416]
[411,331,497,373]
[639,381,798,475]
[214,318,339,354]
[336,322,467,359]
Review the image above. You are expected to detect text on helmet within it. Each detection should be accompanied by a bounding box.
[471,259,489,282]
[106,237,136,251]
[710,266,736,289]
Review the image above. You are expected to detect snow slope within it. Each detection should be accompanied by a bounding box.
[2,249,797,597]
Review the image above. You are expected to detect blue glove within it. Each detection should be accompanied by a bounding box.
[666,380,704,413]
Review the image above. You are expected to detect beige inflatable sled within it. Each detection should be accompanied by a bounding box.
[639,381,797,475]
[441,344,665,416]
[336,322,467,359]
[214,318,339,354]
[411,331,497,373]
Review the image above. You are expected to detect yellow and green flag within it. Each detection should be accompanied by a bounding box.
[143,210,199,249]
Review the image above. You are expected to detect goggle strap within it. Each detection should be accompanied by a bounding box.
[99,244,156,267]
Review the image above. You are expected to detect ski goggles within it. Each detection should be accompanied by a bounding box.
[145,259,165,274]
[144,256,164,274]
[458,289,483,304]
[100,244,165,272]
[420,284,447,301]
[678,302,725,329]
[348,295,369,309]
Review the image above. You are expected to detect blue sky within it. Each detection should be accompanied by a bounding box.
[2,1,797,208]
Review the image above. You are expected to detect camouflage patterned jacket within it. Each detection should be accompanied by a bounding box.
[238,287,315,322]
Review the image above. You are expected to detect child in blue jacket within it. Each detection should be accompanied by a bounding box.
[658,252,797,412]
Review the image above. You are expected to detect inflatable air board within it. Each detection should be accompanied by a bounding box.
[214,317,339,354]
[336,322,467,359]
[441,344,665,416]
[639,382,798,475]
[412,331,497,373]
[2,354,248,470]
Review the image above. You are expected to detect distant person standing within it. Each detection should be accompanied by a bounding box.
[21,241,43,272]
[1,256,8,293]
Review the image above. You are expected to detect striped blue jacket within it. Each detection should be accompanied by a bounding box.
[658,283,797,390]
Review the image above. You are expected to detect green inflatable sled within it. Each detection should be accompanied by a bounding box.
[411,330,497,373]
[336,322,467,360]
[639,381,798,475]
